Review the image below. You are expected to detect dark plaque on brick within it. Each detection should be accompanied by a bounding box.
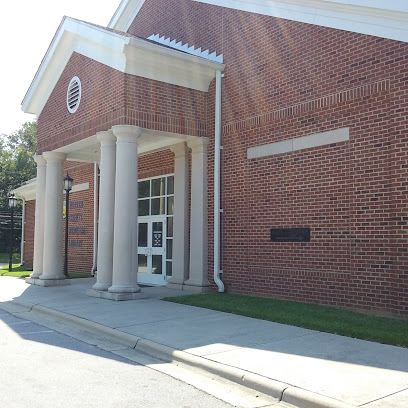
[270,228,310,242]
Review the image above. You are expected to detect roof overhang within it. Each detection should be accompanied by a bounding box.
[108,0,408,43]
[13,178,37,201]
[22,17,225,117]
[193,0,408,43]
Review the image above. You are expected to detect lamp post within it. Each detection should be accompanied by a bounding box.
[8,193,17,272]
[63,173,73,277]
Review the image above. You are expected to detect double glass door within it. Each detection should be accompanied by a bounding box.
[137,216,167,285]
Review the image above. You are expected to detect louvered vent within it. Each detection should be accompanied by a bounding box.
[67,76,81,113]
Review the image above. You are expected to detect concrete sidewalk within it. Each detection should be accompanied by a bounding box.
[0,276,407,408]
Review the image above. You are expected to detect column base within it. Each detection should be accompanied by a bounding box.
[25,277,70,287]
[166,282,184,290]
[108,284,141,294]
[39,274,66,280]
[87,288,146,301]
[29,272,42,279]
[92,282,111,291]
[182,283,211,294]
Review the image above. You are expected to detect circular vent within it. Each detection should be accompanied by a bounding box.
[67,76,81,113]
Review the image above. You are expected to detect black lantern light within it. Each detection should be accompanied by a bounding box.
[63,173,73,277]
[8,193,17,272]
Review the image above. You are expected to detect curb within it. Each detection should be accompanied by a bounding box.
[6,301,357,408]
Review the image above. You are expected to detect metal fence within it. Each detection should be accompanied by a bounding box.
[0,212,23,253]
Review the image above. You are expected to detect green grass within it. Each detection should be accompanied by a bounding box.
[0,264,91,279]
[0,253,20,263]
[165,293,408,348]
[0,264,30,277]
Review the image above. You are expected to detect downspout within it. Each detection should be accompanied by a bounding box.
[214,69,224,292]
[20,197,26,265]
[91,162,98,276]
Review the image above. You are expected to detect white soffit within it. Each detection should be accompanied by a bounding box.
[193,0,408,43]
[13,178,37,201]
[22,16,224,117]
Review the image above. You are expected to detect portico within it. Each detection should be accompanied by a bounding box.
[28,125,211,298]
[20,15,225,298]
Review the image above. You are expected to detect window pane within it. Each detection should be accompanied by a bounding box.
[167,176,174,195]
[166,239,173,260]
[139,199,149,216]
[152,255,162,275]
[152,177,165,197]
[166,261,172,277]
[151,197,165,215]
[167,217,173,238]
[138,254,148,273]
[152,222,163,247]
[167,196,174,215]
[138,223,148,247]
[138,180,150,199]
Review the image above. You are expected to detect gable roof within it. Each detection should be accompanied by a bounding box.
[22,16,224,116]
[109,0,408,43]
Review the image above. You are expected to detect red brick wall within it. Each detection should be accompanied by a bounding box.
[37,53,126,154]
[128,0,408,317]
[62,162,96,275]
[139,150,174,179]
[23,201,35,268]
[37,53,208,154]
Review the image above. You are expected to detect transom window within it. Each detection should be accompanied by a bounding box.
[138,175,174,217]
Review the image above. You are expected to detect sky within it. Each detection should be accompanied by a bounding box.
[0,0,120,136]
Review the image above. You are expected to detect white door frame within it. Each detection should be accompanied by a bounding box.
[137,215,167,285]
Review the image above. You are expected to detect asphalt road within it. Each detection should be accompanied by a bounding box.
[0,309,234,408]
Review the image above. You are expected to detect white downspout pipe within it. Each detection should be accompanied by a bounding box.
[214,69,224,292]
[20,197,26,265]
[91,162,98,275]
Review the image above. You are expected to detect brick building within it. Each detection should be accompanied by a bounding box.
[15,0,408,317]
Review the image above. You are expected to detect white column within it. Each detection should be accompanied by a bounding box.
[40,152,67,280]
[92,131,116,291]
[184,138,210,290]
[109,125,142,294]
[167,142,189,288]
[30,155,47,278]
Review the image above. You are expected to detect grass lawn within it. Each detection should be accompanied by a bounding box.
[165,293,408,348]
[0,253,20,264]
[0,264,31,278]
[0,264,92,279]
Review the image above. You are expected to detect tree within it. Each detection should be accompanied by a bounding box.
[0,121,37,253]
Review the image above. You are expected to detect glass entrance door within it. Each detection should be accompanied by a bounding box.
[137,216,167,285]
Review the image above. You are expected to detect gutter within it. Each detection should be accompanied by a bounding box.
[214,70,224,292]
[91,163,98,275]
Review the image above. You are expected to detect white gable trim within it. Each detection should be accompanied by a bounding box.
[109,0,146,31]
[22,17,224,117]
[193,0,408,43]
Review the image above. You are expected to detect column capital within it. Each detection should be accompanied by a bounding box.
[33,154,47,166]
[112,125,142,142]
[187,137,209,154]
[170,142,188,158]
[97,130,116,145]
[43,151,67,164]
